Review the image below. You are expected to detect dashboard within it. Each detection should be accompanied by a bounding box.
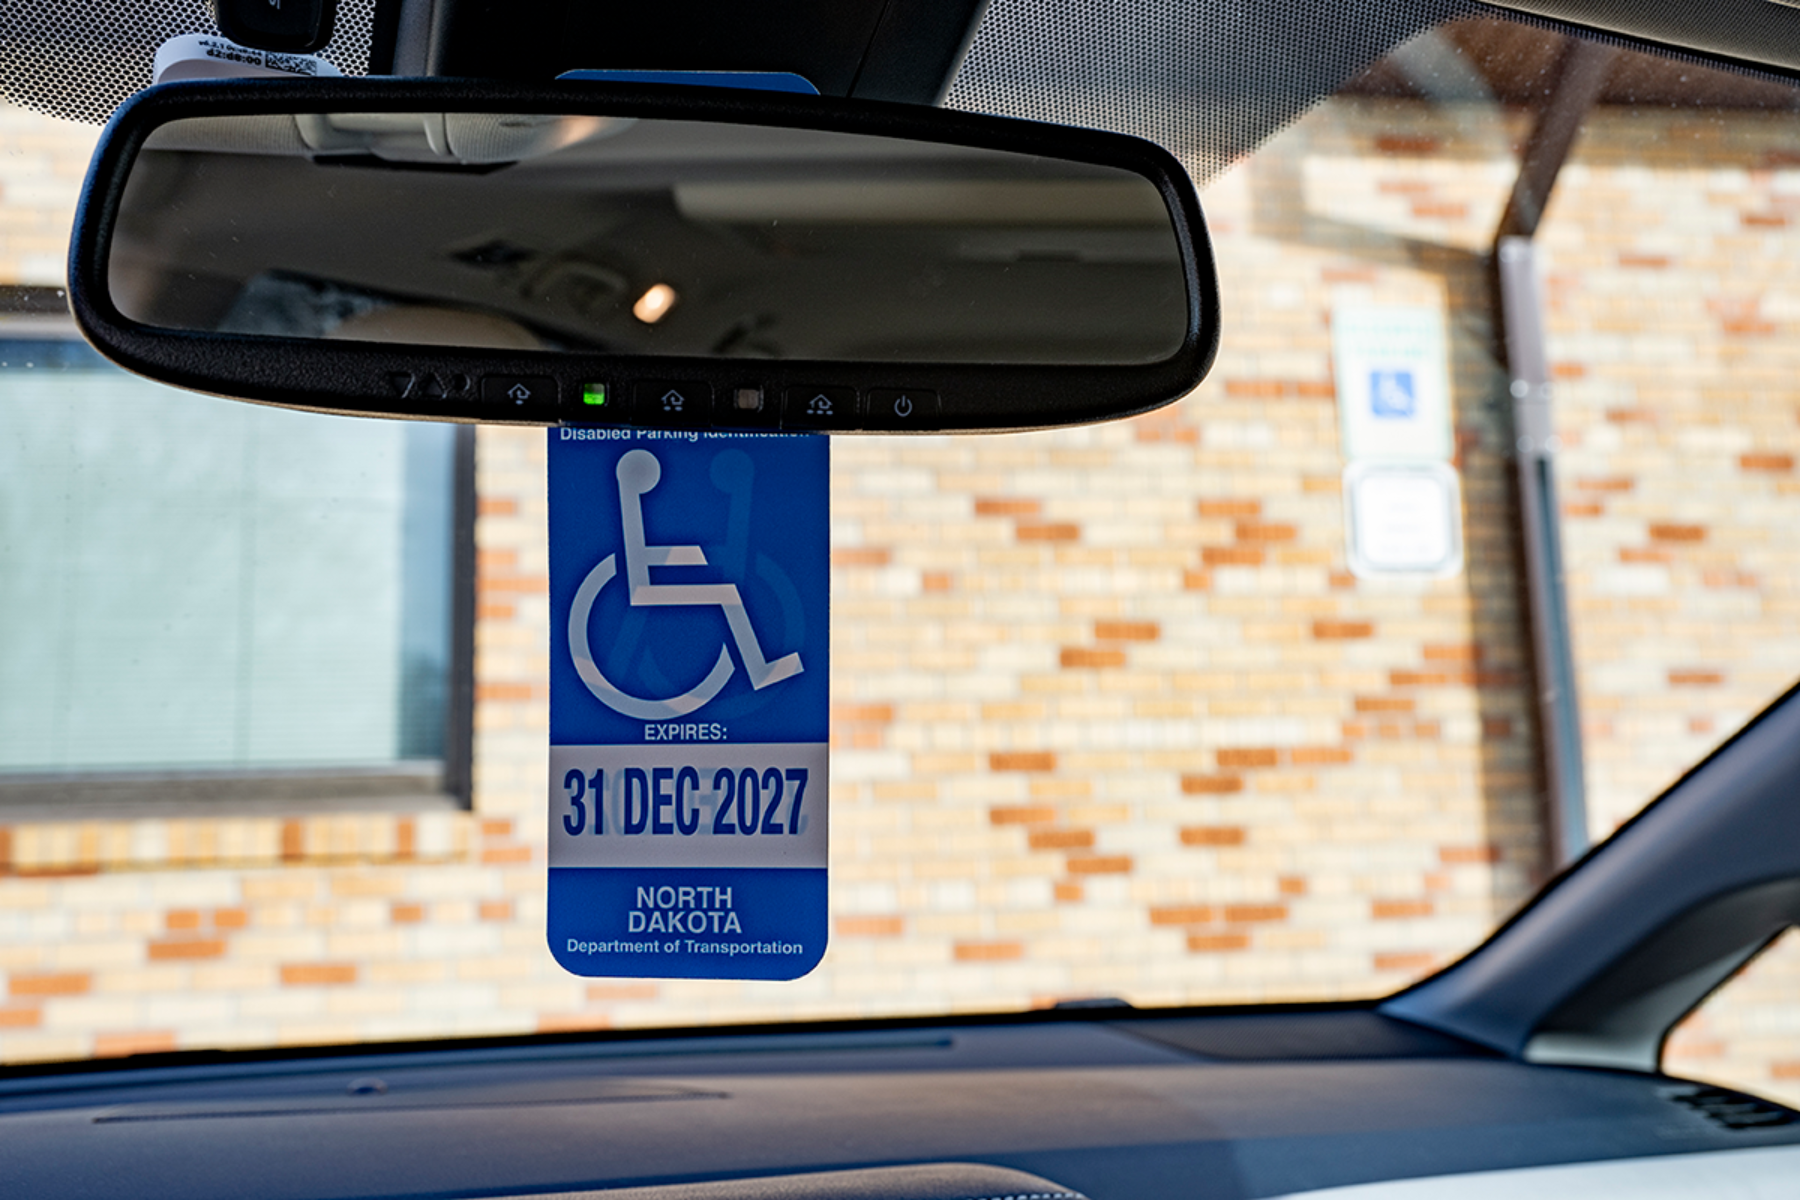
[1,1008,1795,1199]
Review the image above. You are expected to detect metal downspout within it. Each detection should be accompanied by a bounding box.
[1491,38,1616,867]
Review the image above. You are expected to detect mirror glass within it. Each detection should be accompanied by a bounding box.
[107,112,1190,365]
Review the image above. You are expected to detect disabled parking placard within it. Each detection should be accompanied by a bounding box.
[546,429,828,980]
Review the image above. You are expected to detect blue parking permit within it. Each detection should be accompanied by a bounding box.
[546,430,829,980]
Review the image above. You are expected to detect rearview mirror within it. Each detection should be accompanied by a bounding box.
[70,80,1218,431]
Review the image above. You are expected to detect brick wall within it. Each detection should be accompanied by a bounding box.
[0,105,92,286]
[1540,106,1800,1105]
[0,93,1797,1104]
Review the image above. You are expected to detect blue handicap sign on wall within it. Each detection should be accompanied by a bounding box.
[546,430,829,980]
[1368,368,1417,419]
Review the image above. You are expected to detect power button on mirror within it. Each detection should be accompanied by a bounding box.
[866,389,941,430]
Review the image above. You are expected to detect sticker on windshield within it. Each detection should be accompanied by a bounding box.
[546,430,828,980]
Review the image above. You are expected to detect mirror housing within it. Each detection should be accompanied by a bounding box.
[69,78,1219,432]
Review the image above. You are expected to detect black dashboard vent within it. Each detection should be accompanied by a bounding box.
[1662,1084,1799,1130]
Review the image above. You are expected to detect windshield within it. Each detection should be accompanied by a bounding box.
[0,11,1796,1105]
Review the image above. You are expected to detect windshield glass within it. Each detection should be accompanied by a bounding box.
[0,11,1796,1105]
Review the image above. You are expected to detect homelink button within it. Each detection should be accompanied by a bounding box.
[636,380,712,426]
[783,385,860,430]
[866,388,941,430]
[481,375,557,408]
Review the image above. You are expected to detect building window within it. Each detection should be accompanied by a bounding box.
[0,331,473,812]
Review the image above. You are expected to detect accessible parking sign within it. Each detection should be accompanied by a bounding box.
[546,429,828,980]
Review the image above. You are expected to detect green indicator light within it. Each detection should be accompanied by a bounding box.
[582,383,608,407]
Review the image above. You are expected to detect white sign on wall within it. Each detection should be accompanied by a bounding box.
[1343,460,1464,579]
[1332,305,1454,462]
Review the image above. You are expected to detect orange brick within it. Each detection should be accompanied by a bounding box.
[990,805,1057,825]
[1235,522,1297,543]
[1029,828,1095,850]
[1066,855,1132,875]
[990,751,1056,773]
[834,703,895,723]
[1669,669,1724,686]
[1551,361,1588,379]
[212,907,249,930]
[586,983,659,1001]
[478,901,513,922]
[1218,747,1279,769]
[1224,379,1283,398]
[1620,547,1669,563]
[476,682,536,701]
[281,963,358,987]
[1617,252,1670,269]
[1224,903,1287,923]
[477,497,518,516]
[94,1031,176,1057]
[1180,774,1244,795]
[164,909,202,931]
[478,573,547,595]
[1606,408,1655,424]
[391,902,425,924]
[0,1007,41,1029]
[480,819,513,838]
[832,547,891,567]
[1376,135,1440,154]
[1573,476,1633,493]
[1743,211,1788,228]
[1198,499,1261,517]
[280,820,305,863]
[1061,647,1126,669]
[1372,899,1434,919]
[835,915,905,937]
[1562,501,1602,518]
[1179,826,1246,847]
[476,548,517,571]
[1182,569,1213,590]
[1439,845,1501,864]
[1187,932,1250,952]
[1017,522,1080,542]
[1052,882,1084,903]
[1741,453,1794,472]
[1410,200,1467,219]
[395,819,416,861]
[1374,952,1437,973]
[538,1013,613,1033]
[1290,746,1353,766]
[148,939,225,961]
[974,497,1041,517]
[1771,1060,1800,1080]
[1278,876,1308,896]
[955,940,1024,962]
[1095,620,1158,642]
[8,972,89,998]
[921,572,954,592]
[477,602,517,621]
[1202,546,1264,566]
[1328,570,1356,590]
[1355,696,1414,713]
[1313,620,1374,640]
[481,846,533,865]
[1150,904,1215,926]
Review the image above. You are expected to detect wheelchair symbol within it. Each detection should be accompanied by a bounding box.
[568,448,804,720]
